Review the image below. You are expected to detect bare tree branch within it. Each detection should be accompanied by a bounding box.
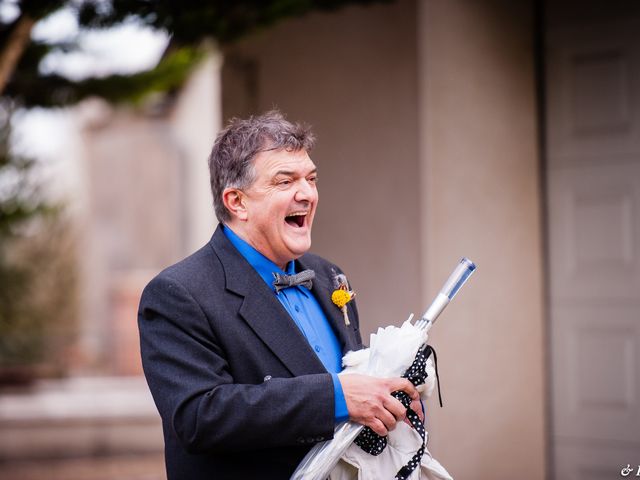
[0,14,36,96]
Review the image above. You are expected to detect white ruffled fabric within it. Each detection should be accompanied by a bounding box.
[330,321,453,480]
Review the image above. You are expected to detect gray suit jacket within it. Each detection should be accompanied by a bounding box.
[138,225,362,479]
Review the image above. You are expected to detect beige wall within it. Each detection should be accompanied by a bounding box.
[419,1,546,478]
[223,0,422,333]
[222,0,547,478]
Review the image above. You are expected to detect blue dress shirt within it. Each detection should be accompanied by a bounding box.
[222,225,349,422]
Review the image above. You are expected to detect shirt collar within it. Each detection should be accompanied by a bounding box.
[222,224,303,293]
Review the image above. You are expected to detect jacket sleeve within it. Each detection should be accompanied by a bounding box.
[138,273,336,454]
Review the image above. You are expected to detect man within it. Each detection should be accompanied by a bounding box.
[138,111,418,479]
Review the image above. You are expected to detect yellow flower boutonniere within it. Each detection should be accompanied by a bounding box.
[331,270,355,326]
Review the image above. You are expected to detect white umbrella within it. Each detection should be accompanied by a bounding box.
[290,258,477,480]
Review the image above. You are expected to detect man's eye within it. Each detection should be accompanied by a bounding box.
[278,179,292,186]
[308,176,318,184]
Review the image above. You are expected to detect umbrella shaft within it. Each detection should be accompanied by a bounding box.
[416,293,450,331]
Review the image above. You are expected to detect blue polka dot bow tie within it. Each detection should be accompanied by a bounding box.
[272,269,315,293]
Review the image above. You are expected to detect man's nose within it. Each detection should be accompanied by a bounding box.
[294,179,316,202]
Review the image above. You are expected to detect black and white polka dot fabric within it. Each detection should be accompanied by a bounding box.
[353,345,441,480]
[353,426,387,456]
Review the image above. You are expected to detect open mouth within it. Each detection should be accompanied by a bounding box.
[285,211,307,228]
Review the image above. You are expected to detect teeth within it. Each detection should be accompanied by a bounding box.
[286,212,308,217]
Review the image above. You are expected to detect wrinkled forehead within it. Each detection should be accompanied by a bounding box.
[252,147,315,176]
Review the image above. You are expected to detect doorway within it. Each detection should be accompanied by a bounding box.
[545,2,640,478]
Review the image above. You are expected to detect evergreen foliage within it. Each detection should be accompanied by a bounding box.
[2,0,390,106]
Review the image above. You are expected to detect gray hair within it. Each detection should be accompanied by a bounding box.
[208,110,316,223]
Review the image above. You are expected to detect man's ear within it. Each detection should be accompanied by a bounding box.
[222,188,248,221]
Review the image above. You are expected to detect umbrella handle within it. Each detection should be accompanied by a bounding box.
[416,257,476,331]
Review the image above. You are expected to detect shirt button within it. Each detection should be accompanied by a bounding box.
[314,345,321,352]
[294,305,300,312]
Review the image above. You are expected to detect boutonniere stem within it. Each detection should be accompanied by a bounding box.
[331,270,355,326]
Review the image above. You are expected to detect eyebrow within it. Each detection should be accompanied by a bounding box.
[273,168,318,177]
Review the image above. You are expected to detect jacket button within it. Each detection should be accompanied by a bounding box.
[263,375,272,381]
[315,436,325,442]
[296,437,305,444]
[306,437,315,443]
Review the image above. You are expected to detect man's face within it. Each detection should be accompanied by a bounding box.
[236,148,318,268]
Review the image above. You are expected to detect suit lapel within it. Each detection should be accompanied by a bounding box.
[297,257,359,355]
[210,226,326,377]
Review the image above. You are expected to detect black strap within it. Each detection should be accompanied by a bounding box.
[353,345,443,480]
[426,345,443,409]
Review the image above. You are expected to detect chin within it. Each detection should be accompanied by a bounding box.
[287,239,312,258]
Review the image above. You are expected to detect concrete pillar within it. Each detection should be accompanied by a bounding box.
[74,50,223,374]
[417,1,546,478]
[170,49,223,252]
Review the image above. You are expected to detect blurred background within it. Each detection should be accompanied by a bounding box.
[1,0,639,479]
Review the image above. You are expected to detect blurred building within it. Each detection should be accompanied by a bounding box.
[18,0,638,479]
[75,52,221,376]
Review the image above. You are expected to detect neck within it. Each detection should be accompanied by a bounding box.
[223,222,289,271]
